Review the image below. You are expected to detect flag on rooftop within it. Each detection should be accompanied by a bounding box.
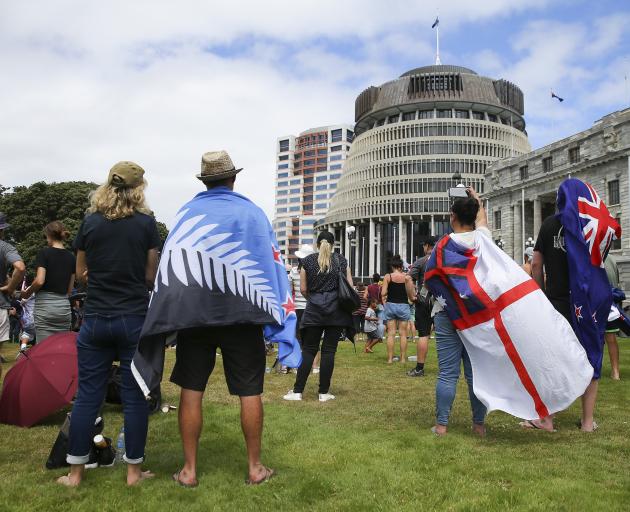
[432,17,439,29]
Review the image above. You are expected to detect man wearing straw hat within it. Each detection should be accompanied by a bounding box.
[133,151,301,487]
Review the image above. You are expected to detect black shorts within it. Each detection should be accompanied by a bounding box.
[170,324,266,396]
[415,299,433,337]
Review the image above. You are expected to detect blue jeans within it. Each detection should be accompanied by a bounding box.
[68,314,148,464]
[434,311,487,426]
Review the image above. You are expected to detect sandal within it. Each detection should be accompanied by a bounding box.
[245,466,275,485]
[172,469,198,488]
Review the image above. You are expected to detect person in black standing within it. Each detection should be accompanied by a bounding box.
[532,214,598,432]
[21,221,76,342]
[283,231,353,402]
[58,161,160,487]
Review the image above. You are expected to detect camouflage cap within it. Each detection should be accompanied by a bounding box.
[108,161,145,188]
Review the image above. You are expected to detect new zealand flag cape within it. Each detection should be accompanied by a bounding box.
[132,187,302,398]
[424,230,592,420]
[608,288,630,336]
[556,178,621,378]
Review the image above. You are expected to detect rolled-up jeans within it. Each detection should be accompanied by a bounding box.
[67,314,148,465]
[434,311,487,426]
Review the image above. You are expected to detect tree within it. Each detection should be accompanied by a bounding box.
[0,181,169,278]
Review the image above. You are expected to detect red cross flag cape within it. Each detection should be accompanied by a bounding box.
[424,231,593,420]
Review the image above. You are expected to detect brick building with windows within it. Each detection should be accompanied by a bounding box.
[272,124,353,264]
[483,107,630,289]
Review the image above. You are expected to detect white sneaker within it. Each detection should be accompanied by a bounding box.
[312,367,320,374]
[283,390,302,401]
[318,393,336,402]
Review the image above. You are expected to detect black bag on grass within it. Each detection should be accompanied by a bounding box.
[46,415,104,469]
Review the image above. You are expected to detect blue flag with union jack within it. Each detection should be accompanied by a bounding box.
[132,187,302,398]
[556,178,621,378]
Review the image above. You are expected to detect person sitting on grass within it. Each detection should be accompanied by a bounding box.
[363,298,381,353]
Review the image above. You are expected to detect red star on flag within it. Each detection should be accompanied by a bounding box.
[574,304,583,321]
[272,244,283,266]
[282,293,296,317]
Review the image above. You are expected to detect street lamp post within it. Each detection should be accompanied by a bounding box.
[495,238,505,250]
[361,236,365,279]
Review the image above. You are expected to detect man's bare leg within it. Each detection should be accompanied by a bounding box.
[581,379,599,432]
[417,336,429,365]
[605,332,620,380]
[175,388,203,486]
[240,395,273,483]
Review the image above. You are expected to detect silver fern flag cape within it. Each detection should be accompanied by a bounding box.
[131,188,302,398]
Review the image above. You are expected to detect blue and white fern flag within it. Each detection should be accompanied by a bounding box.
[132,187,302,398]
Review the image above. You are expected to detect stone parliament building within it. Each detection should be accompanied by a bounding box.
[484,107,630,289]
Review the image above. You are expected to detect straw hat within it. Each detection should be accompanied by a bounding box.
[294,244,315,259]
[196,151,243,183]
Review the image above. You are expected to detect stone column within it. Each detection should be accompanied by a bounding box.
[533,197,542,239]
[344,222,351,261]
[354,227,360,277]
[368,218,375,276]
[376,223,382,275]
[430,214,435,236]
[513,201,522,263]
[399,217,406,261]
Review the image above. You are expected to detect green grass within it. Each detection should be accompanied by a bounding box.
[1,337,630,512]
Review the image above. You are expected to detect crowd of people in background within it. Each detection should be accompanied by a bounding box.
[0,153,625,490]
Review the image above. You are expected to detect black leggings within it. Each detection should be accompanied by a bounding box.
[293,326,343,394]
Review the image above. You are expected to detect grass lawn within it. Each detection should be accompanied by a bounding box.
[1,336,629,512]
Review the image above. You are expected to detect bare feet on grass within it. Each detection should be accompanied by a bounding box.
[56,474,81,487]
[472,423,486,437]
[127,465,155,486]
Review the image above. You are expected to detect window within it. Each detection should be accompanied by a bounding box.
[330,145,342,152]
[608,179,620,205]
[388,114,399,124]
[289,197,300,203]
[487,114,497,123]
[276,231,286,237]
[331,129,342,142]
[289,188,300,194]
[494,210,502,229]
[455,110,469,119]
[318,148,327,155]
[330,173,341,179]
[315,194,327,200]
[278,155,289,161]
[346,130,354,142]
[289,206,300,212]
[276,199,287,205]
[316,185,327,190]
[302,229,313,235]
[289,179,301,185]
[519,165,528,180]
[277,163,288,169]
[436,109,452,118]
[330,154,342,161]
[279,139,289,152]
[278,181,288,186]
[402,111,416,121]
[329,183,337,189]
[330,164,342,170]
[315,203,327,209]
[568,146,580,164]
[472,111,484,120]
[376,118,385,126]
[303,159,315,166]
[542,157,553,173]
[277,172,288,178]
[276,207,287,213]
[418,110,434,119]
[316,175,327,182]
[303,219,315,225]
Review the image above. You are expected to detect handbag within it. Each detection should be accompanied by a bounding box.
[336,255,361,313]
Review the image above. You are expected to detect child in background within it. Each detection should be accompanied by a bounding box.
[363,298,381,353]
[19,294,36,352]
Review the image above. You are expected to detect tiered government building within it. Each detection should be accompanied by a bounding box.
[317,65,531,278]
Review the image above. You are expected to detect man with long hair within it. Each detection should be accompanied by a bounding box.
[59,162,160,487]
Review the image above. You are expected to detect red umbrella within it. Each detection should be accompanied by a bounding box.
[0,331,78,427]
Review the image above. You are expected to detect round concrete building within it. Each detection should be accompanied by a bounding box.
[319,64,531,278]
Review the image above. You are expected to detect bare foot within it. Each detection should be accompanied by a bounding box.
[56,474,80,487]
[611,373,620,381]
[127,470,155,486]
[472,423,486,437]
[172,468,198,488]
[431,425,447,436]
[246,464,275,485]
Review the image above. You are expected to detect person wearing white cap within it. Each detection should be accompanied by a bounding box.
[522,247,534,277]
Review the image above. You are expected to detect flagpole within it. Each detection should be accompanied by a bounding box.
[435,25,441,65]
[521,188,525,260]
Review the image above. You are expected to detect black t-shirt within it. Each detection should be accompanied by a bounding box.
[73,212,161,315]
[534,215,569,302]
[302,252,348,293]
[34,247,76,294]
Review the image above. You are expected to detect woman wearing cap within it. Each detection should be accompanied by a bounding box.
[21,221,75,343]
[283,231,353,402]
[58,162,161,487]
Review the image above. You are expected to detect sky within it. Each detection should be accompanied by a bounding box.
[1,0,629,227]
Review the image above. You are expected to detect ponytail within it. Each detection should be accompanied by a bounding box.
[318,239,332,273]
